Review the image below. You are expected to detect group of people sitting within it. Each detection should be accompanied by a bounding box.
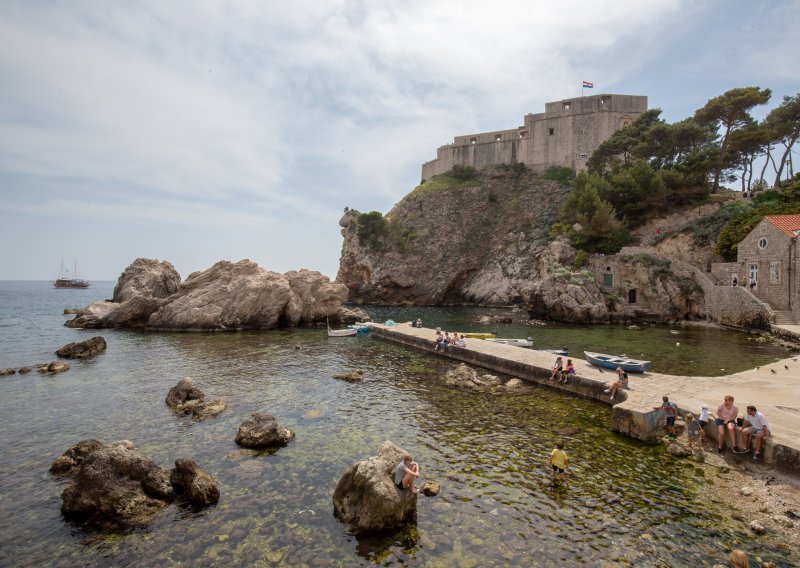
[549,356,576,383]
[434,331,466,351]
[696,394,771,459]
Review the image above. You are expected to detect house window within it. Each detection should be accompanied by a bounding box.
[603,274,613,287]
[495,134,502,141]
[758,237,768,250]
[470,137,477,144]
[770,261,780,284]
[548,128,554,136]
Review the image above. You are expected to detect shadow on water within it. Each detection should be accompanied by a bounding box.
[0,284,797,566]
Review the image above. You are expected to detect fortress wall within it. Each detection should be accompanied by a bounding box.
[421,94,647,180]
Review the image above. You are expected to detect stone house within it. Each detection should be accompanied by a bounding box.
[713,215,800,319]
[421,94,647,181]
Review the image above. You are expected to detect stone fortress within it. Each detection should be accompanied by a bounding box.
[421,94,648,181]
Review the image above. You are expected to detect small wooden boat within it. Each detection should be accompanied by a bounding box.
[485,337,533,348]
[462,332,496,339]
[327,318,357,337]
[542,348,569,356]
[347,324,370,334]
[584,351,651,373]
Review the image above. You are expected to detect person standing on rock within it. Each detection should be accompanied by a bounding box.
[714,395,741,453]
[698,403,710,442]
[394,455,420,494]
[654,395,678,439]
[685,412,701,453]
[738,405,770,459]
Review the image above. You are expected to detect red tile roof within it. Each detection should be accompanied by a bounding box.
[765,214,800,238]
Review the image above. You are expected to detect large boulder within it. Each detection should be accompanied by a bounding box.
[165,377,205,408]
[332,441,417,534]
[56,336,107,359]
[112,258,181,303]
[49,439,105,476]
[235,413,295,449]
[444,364,486,390]
[60,440,175,528]
[170,458,220,507]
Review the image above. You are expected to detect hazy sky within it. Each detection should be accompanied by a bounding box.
[1,0,798,280]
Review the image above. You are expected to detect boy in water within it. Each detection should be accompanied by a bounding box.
[549,440,569,481]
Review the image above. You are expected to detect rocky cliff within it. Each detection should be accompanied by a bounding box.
[337,166,570,305]
[336,167,761,325]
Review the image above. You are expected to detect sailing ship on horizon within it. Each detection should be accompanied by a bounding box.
[53,259,90,289]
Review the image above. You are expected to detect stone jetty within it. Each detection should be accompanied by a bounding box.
[368,322,800,475]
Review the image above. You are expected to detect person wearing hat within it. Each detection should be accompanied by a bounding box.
[698,403,711,442]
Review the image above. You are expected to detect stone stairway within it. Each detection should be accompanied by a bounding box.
[773,310,798,325]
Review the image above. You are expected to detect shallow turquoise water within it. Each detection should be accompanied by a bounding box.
[0,282,796,566]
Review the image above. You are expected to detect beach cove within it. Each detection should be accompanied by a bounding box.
[0,282,798,566]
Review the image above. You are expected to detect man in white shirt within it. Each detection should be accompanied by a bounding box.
[739,405,770,459]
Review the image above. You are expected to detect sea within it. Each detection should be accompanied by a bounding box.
[0,280,796,567]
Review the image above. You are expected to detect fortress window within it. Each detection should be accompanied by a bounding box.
[519,131,527,138]
[548,128,554,136]
[563,102,571,110]
[470,137,477,144]
[495,134,502,141]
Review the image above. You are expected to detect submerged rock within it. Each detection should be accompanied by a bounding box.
[56,336,107,359]
[421,480,441,497]
[332,441,417,534]
[60,440,175,528]
[235,413,295,449]
[332,370,364,382]
[0,368,16,376]
[444,364,485,390]
[18,367,31,374]
[165,377,225,421]
[170,458,220,507]
[37,361,70,374]
[49,439,105,476]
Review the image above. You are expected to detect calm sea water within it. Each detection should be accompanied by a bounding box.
[0,281,796,567]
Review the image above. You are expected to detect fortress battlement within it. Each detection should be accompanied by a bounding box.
[421,93,647,181]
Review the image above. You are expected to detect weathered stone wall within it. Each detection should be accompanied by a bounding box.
[737,220,795,310]
[421,94,647,180]
[710,262,741,286]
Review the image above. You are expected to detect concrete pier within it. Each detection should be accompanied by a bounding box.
[368,322,800,475]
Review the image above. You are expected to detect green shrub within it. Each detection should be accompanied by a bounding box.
[451,164,479,180]
[544,166,575,186]
[356,211,388,251]
[573,249,588,268]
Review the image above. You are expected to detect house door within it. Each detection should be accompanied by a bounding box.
[749,264,758,288]
[731,273,739,286]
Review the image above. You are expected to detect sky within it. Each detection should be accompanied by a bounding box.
[1,0,798,281]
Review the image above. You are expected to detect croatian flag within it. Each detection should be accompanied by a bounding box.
[582,81,594,88]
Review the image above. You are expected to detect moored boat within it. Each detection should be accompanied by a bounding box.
[347,324,370,334]
[485,337,533,348]
[584,351,651,373]
[327,318,358,337]
[542,348,569,356]
[462,332,496,339]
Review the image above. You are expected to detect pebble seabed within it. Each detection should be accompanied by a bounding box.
[1,326,798,567]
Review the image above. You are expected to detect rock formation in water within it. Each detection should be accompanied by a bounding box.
[55,336,107,359]
[332,440,417,534]
[37,361,70,374]
[235,413,295,449]
[332,369,365,382]
[66,258,365,331]
[165,377,226,421]
[57,439,219,528]
[0,368,16,376]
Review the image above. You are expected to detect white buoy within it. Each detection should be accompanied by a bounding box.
[676,342,680,346]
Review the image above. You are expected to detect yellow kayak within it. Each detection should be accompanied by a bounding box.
[461,332,496,339]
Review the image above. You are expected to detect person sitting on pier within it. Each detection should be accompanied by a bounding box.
[549,356,564,381]
[738,405,770,459]
[559,359,576,383]
[714,395,742,453]
[604,367,628,400]
[434,331,444,351]
[416,318,422,328]
[394,454,420,494]
[455,334,466,347]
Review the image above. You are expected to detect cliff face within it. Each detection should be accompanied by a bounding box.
[337,167,570,305]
